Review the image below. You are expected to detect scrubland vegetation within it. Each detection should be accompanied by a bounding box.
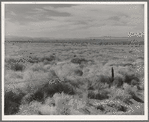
[4,42,144,115]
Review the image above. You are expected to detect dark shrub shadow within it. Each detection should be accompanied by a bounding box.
[5,90,25,115]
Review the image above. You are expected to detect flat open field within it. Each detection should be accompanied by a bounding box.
[4,41,144,115]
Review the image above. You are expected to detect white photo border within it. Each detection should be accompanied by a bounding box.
[1,1,148,121]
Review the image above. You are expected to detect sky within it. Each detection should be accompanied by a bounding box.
[5,4,144,38]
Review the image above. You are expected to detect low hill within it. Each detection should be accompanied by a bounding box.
[5,36,144,45]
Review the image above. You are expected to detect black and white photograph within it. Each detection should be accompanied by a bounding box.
[1,1,148,120]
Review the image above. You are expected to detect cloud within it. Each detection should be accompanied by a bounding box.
[109,16,120,21]
[29,7,71,17]
[5,4,144,38]
[10,11,17,16]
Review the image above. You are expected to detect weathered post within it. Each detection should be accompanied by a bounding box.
[112,67,114,82]
[109,67,114,88]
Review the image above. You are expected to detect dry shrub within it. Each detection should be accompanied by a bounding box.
[29,63,47,72]
[5,71,24,84]
[96,100,129,114]
[73,69,83,76]
[11,54,56,64]
[26,93,87,115]
[44,81,75,96]
[5,57,25,64]
[5,54,144,115]
[104,60,119,67]
[100,64,141,89]
[44,97,55,106]
[52,93,87,115]
[26,56,39,63]
[125,85,144,103]
[51,62,81,81]
[17,101,42,115]
[110,87,133,105]
[69,109,84,115]
[15,70,54,104]
[24,81,75,103]
[11,63,25,71]
[5,90,25,115]
[53,93,71,115]
[40,55,56,62]
[20,93,73,115]
[105,59,133,67]
[137,78,144,90]
[124,73,139,85]
[23,70,50,93]
[38,105,57,115]
[21,93,35,105]
[117,67,140,85]
[71,58,88,64]
[22,69,75,103]
[88,89,110,100]
[68,96,86,111]
[64,77,87,89]
[88,75,111,90]
[126,103,144,115]
[6,62,25,71]
[110,83,144,105]
[101,103,128,113]
[5,57,28,71]
[112,76,124,88]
